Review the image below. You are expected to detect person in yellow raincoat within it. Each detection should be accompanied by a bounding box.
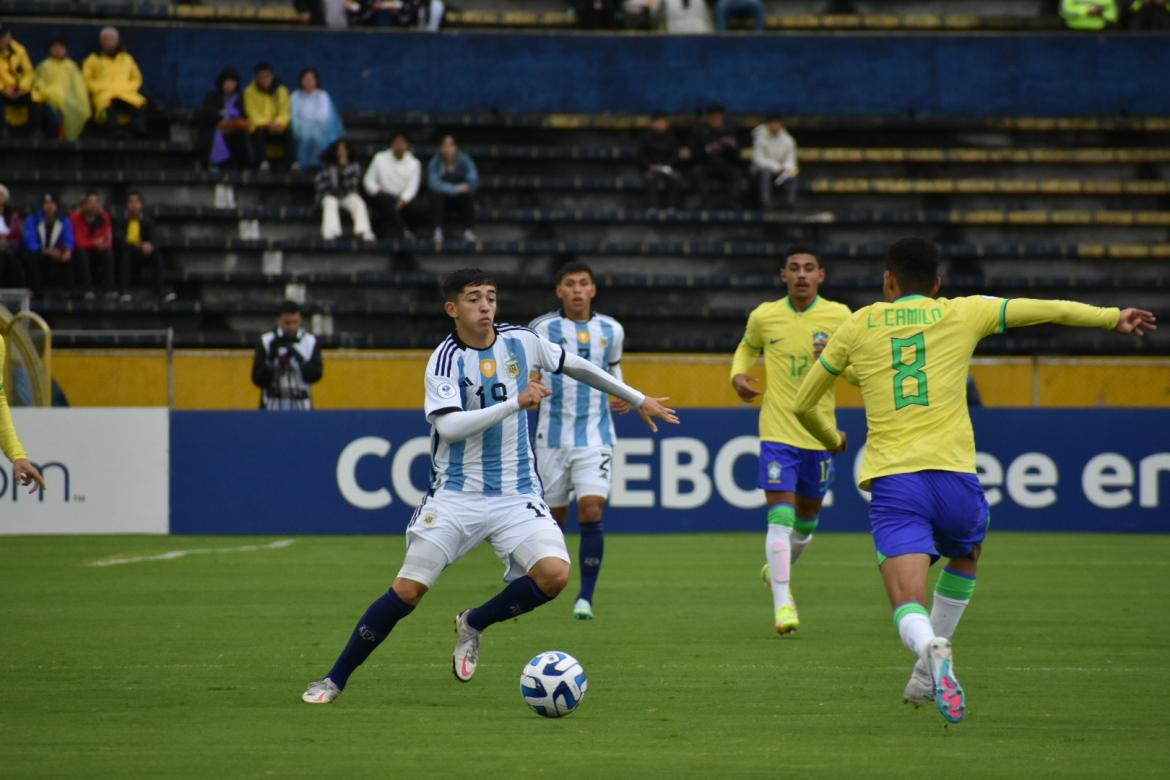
[82,26,146,137]
[0,22,46,134]
[32,39,92,141]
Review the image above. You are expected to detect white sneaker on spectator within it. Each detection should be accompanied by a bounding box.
[162,292,177,303]
[462,229,478,243]
[259,160,271,173]
[83,291,95,301]
[360,231,376,242]
[119,292,132,303]
[433,227,443,244]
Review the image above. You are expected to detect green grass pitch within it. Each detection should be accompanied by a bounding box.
[2,532,1168,778]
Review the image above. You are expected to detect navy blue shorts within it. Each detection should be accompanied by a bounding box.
[869,471,990,561]
[758,442,835,498]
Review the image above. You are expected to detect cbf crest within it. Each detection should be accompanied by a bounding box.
[812,331,830,357]
[767,460,782,483]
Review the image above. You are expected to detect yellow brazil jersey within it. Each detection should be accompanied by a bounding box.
[793,295,1120,489]
[0,334,29,462]
[730,295,852,450]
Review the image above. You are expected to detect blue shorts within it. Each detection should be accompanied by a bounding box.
[757,442,835,498]
[869,471,990,561]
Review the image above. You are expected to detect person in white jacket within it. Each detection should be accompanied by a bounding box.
[751,117,799,209]
[363,134,421,239]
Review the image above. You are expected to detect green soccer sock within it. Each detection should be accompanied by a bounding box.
[932,566,976,639]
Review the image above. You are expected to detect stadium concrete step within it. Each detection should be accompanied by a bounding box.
[158,236,1170,260]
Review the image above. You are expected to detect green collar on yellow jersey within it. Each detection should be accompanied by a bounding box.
[893,294,928,303]
[786,295,820,313]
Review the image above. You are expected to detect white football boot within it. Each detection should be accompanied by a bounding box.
[923,637,967,723]
[452,610,481,682]
[903,660,934,706]
[302,678,341,704]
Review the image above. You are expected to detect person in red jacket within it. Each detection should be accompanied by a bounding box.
[69,191,115,300]
[0,183,24,287]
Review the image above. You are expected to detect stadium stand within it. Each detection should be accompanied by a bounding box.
[1,7,1167,358]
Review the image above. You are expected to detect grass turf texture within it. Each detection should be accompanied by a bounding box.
[1,532,1168,778]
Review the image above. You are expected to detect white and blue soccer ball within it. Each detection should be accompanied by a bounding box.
[520,650,588,718]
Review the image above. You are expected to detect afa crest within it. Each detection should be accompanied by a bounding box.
[506,358,522,379]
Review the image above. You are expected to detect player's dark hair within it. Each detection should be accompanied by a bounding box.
[784,244,820,267]
[127,190,144,203]
[886,237,940,294]
[556,261,595,284]
[440,268,496,302]
[278,300,301,316]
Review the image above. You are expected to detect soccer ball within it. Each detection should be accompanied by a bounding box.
[520,650,588,718]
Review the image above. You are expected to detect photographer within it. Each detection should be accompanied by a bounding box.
[251,301,323,410]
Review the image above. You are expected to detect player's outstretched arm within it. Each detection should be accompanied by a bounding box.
[792,360,846,453]
[431,382,551,443]
[1002,298,1155,333]
[560,352,679,432]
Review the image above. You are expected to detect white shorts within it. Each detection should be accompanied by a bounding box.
[536,446,613,508]
[398,491,570,587]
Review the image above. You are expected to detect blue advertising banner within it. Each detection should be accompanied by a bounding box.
[170,409,1170,535]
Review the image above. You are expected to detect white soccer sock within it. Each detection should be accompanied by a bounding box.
[895,605,935,657]
[765,524,793,610]
[790,531,813,565]
[931,594,969,640]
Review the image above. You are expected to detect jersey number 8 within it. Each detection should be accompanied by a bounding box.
[890,333,929,410]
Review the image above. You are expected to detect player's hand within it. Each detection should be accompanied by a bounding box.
[830,430,848,454]
[731,373,761,402]
[517,381,551,410]
[610,397,633,415]
[13,459,45,494]
[636,397,678,433]
[1115,308,1157,336]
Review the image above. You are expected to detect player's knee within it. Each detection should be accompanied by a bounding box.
[391,577,429,606]
[530,558,570,597]
[578,498,605,525]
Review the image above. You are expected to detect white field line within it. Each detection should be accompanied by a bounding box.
[88,539,296,567]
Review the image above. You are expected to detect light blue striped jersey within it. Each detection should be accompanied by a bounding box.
[425,324,566,497]
[529,310,626,449]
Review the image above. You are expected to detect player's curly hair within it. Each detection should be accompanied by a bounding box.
[886,237,940,294]
[440,268,496,302]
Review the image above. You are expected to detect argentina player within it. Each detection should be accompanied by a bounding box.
[303,268,677,703]
[529,262,629,620]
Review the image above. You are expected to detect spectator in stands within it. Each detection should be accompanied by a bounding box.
[1060,0,1119,28]
[688,104,743,209]
[1126,0,1170,28]
[291,68,344,171]
[654,0,714,33]
[244,62,291,172]
[638,112,683,211]
[70,191,116,300]
[116,191,171,303]
[428,135,479,243]
[350,0,445,29]
[0,184,23,286]
[82,27,147,137]
[750,115,799,209]
[0,23,45,136]
[574,0,623,28]
[32,39,91,141]
[251,300,323,411]
[714,0,765,30]
[295,0,348,27]
[316,139,375,242]
[22,193,74,296]
[363,133,421,240]
[201,68,253,171]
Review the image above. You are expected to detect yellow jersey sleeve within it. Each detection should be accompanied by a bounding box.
[730,307,764,378]
[1003,298,1120,330]
[0,336,29,463]
[793,317,854,450]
